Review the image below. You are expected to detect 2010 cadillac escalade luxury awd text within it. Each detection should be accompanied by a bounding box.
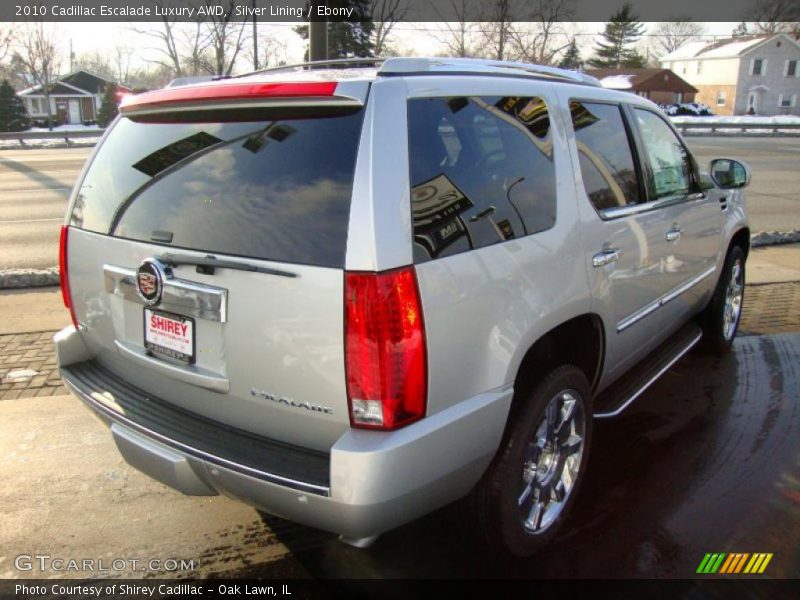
[55,58,751,556]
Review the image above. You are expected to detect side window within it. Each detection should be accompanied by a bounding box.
[569,101,641,212]
[408,96,557,262]
[633,109,694,200]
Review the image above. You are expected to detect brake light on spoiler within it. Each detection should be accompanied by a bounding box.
[120,81,353,115]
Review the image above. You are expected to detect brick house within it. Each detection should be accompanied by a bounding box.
[586,68,698,104]
[17,70,129,125]
[661,34,800,116]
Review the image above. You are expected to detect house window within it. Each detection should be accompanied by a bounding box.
[786,60,798,77]
[716,90,726,106]
[696,61,702,75]
[779,94,797,108]
[675,92,684,103]
[751,58,765,75]
[681,62,687,75]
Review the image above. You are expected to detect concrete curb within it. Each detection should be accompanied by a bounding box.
[2,230,799,290]
[0,267,60,289]
[750,230,800,247]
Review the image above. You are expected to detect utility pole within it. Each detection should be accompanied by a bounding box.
[309,21,328,61]
[252,0,258,70]
[309,1,328,62]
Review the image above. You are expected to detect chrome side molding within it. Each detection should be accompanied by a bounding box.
[617,265,716,333]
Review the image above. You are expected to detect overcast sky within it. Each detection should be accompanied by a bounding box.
[22,21,741,74]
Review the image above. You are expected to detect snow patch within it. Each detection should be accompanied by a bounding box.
[599,75,635,90]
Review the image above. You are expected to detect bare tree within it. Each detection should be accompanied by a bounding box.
[130,1,209,78]
[746,0,800,36]
[76,50,116,80]
[509,0,575,64]
[245,34,288,69]
[433,0,482,58]
[0,24,15,64]
[651,21,705,56]
[112,46,134,85]
[480,0,519,60]
[131,18,185,76]
[198,0,249,76]
[13,22,61,129]
[182,19,210,75]
[370,0,409,56]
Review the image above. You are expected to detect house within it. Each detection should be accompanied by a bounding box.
[585,68,697,104]
[661,34,800,116]
[17,69,129,125]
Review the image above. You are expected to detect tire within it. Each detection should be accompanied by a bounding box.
[702,245,745,355]
[471,365,592,557]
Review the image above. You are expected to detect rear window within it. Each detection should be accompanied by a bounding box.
[70,108,365,268]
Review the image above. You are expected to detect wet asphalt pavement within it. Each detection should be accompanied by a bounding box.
[2,333,798,581]
[227,333,800,579]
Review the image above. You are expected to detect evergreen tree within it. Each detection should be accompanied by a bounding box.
[96,83,119,128]
[0,80,31,132]
[558,40,582,70]
[589,3,647,69]
[296,0,374,59]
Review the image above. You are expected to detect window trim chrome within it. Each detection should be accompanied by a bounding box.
[599,192,706,220]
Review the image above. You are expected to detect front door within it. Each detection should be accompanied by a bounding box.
[629,108,722,328]
[68,99,81,124]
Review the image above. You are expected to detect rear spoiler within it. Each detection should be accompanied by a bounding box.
[120,81,365,117]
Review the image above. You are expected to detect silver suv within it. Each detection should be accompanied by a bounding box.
[55,58,750,556]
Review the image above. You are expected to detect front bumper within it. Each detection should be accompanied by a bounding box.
[55,326,513,538]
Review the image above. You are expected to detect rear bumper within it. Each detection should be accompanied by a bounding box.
[55,326,512,538]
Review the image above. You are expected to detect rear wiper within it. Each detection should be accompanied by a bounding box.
[157,253,298,278]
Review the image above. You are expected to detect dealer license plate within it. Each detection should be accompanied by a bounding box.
[144,308,195,364]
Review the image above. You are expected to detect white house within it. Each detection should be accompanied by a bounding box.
[17,69,129,125]
[661,34,800,116]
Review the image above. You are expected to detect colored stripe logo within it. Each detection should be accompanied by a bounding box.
[697,552,773,574]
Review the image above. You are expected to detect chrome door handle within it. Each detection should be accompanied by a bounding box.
[592,249,621,267]
[666,228,683,242]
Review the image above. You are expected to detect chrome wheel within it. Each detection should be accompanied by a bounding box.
[723,257,744,341]
[517,390,585,535]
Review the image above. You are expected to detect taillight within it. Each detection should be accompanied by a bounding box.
[59,225,79,329]
[345,267,427,430]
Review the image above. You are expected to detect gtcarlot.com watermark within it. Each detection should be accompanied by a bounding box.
[14,553,197,574]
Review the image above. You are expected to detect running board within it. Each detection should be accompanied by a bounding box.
[594,323,703,419]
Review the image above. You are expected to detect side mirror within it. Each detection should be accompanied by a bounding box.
[708,158,751,189]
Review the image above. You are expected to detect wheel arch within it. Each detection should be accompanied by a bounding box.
[729,226,750,259]
[512,314,605,402]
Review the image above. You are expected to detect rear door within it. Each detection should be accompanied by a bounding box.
[65,83,368,451]
[565,98,676,381]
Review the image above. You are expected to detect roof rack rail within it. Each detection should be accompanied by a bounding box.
[378,57,600,86]
[234,57,387,79]
[233,56,600,87]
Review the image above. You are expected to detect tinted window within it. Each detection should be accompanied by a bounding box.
[634,109,694,200]
[569,101,640,212]
[70,109,365,268]
[408,96,556,262]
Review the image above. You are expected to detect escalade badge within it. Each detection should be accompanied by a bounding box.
[136,259,166,306]
[251,388,334,415]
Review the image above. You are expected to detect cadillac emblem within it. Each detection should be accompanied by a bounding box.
[136,259,166,306]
